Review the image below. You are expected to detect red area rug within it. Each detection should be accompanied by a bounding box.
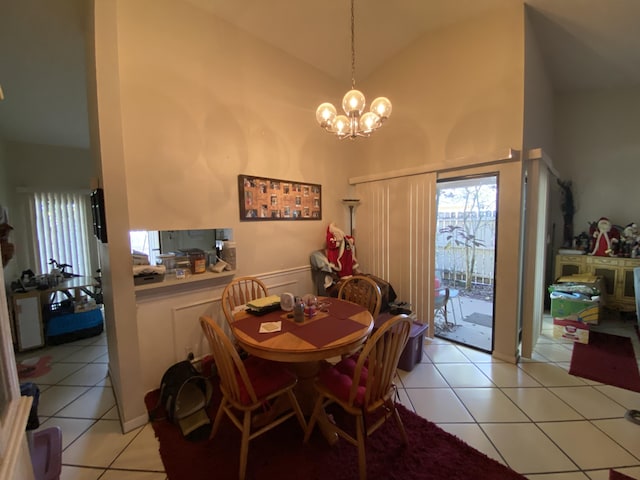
[569,331,640,392]
[610,469,638,480]
[145,381,526,480]
[17,355,52,380]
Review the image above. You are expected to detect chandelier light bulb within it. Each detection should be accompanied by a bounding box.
[333,115,350,135]
[360,111,380,133]
[316,102,337,128]
[342,89,365,117]
[370,97,392,121]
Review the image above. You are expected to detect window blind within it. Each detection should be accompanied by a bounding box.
[32,192,92,277]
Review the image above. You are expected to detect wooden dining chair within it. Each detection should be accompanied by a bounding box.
[337,275,382,319]
[303,314,412,480]
[199,315,307,480]
[221,276,268,326]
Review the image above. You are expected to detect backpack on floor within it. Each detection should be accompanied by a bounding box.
[149,359,213,440]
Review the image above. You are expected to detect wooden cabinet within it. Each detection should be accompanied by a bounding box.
[616,258,640,309]
[554,254,640,311]
[555,254,589,277]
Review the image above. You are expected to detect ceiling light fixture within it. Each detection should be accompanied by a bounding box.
[315,0,391,139]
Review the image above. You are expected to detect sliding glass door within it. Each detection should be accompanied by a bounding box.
[434,175,498,352]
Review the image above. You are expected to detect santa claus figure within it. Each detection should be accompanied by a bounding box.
[589,217,619,257]
[325,222,359,278]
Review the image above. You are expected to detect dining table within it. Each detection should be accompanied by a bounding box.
[230,296,374,443]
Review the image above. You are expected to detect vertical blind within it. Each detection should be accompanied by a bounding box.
[32,192,92,277]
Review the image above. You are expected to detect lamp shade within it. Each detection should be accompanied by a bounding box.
[333,115,350,135]
[370,97,392,120]
[342,90,365,117]
[316,103,337,127]
[359,112,380,132]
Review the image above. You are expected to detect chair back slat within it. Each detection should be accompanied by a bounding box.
[200,316,258,405]
[338,275,382,319]
[349,315,412,408]
[221,276,268,325]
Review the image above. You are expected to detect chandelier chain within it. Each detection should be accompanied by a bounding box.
[351,0,356,89]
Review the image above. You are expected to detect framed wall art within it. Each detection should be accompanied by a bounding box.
[238,174,322,221]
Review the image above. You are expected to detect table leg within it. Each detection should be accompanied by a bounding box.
[289,362,339,445]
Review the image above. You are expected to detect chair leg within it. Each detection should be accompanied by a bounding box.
[355,414,367,480]
[391,404,408,445]
[448,298,457,324]
[210,397,227,439]
[239,411,251,480]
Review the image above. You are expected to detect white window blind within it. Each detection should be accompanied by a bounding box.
[31,192,92,277]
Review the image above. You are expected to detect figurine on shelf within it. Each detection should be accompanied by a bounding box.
[620,222,640,258]
[589,217,620,257]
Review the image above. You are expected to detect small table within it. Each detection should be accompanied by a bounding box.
[44,276,100,304]
[231,297,374,442]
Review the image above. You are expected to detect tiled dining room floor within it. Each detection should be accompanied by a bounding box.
[18,315,640,480]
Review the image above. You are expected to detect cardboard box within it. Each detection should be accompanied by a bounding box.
[554,274,606,308]
[550,292,600,324]
[553,318,590,343]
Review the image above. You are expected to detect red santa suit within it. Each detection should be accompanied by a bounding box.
[325,223,359,277]
[590,217,619,257]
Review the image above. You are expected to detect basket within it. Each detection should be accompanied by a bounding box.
[43,299,75,318]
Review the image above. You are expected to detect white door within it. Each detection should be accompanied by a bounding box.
[520,155,552,358]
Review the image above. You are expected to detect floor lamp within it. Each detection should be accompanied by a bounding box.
[342,199,361,236]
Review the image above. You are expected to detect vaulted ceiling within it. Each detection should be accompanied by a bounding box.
[1,0,639,150]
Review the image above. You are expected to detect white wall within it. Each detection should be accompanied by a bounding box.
[91,0,355,429]
[1,141,96,280]
[349,5,526,361]
[554,87,640,234]
[0,139,18,281]
[4,141,93,190]
[522,7,554,154]
[358,4,525,175]
[115,0,355,271]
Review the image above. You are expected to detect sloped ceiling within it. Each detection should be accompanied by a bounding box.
[0,0,639,149]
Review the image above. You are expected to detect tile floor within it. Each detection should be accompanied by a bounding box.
[17,315,640,480]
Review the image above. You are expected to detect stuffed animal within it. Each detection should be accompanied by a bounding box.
[589,217,619,257]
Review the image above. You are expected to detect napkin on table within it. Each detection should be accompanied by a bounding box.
[259,321,282,333]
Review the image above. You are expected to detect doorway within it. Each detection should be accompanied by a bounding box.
[434,175,498,352]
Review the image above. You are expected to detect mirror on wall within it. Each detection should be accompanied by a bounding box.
[129,228,232,266]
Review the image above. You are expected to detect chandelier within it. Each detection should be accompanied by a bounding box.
[315,0,392,139]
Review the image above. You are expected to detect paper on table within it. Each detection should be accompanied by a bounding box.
[259,321,282,333]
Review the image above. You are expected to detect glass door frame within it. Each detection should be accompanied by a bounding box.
[434,173,498,353]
